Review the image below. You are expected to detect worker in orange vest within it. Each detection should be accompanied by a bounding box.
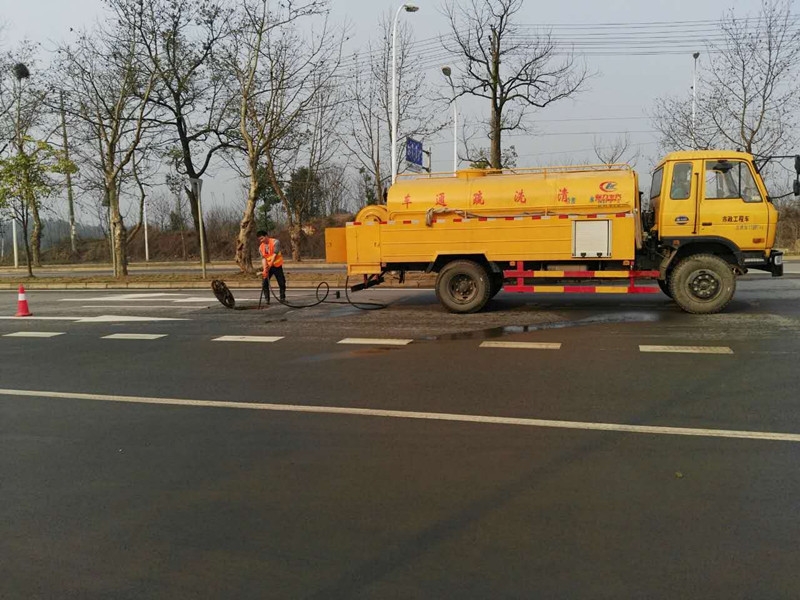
[257,230,286,303]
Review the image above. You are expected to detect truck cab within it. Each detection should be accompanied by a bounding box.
[645,151,786,312]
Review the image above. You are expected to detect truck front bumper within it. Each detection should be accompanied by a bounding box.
[741,250,783,276]
[769,250,784,277]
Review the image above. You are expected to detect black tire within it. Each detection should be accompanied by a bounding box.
[489,272,504,299]
[657,277,672,298]
[669,254,736,314]
[435,260,491,313]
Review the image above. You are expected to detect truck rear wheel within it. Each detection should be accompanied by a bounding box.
[435,260,491,313]
[669,254,735,314]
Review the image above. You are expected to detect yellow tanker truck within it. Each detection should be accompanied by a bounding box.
[326,150,800,314]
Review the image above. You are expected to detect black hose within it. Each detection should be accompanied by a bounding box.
[261,276,387,311]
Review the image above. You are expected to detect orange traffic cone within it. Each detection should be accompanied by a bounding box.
[15,285,32,317]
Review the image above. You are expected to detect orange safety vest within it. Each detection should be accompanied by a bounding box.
[259,238,284,268]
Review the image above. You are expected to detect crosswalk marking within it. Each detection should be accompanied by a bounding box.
[480,341,561,350]
[3,331,66,338]
[212,335,284,343]
[102,334,167,340]
[337,337,414,346]
[639,345,734,355]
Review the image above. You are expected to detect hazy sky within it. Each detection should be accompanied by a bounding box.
[1,0,778,215]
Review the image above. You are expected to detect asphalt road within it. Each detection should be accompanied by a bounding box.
[2,275,800,598]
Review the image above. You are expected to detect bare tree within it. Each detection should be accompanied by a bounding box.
[1,44,52,266]
[442,0,589,169]
[134,0,235,262]
[341,14,439,203]
[222,0,340,272]
[57,0,156,277]
[593,134,639,167]
[652,0,800,156]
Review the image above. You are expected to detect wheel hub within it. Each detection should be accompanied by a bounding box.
[449,274,477,303]
[688,270,720,300]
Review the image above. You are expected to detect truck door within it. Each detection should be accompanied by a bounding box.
[659,161,699,238]
[698,160,769,251]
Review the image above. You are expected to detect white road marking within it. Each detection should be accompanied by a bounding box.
[80,306,180,309]
[0,316,79,321]
[60,293,186,302]
[337,337,413,346]
[480,341,561,350]
[3,331,65,338]
[102,333,167,340]
[1,387,799,443]
[78,315,188,323]
[0,315,188,323]
[639,345,734,355]
[212,335,284,343]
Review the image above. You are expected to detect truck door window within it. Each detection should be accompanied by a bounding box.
[650,167,663,200]
[669,162,692,199]
[704,160,763,203]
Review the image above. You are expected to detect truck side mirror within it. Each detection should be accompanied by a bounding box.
[795,155,800,175]
[794,179,800,197]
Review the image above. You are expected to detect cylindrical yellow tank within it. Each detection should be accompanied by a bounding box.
[381,165,637,219]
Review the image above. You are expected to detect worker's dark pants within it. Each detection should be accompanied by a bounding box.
[263,265,286,302]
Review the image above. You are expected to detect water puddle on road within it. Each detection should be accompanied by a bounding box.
[290,346,402,364]
[423,311,663,342]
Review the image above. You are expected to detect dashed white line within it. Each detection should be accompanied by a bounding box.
[639,345,734,355]
[337,337,414,346]
[3,331,66,338]
[480,341,562,350]
[102,333,167,340]
[213,335,284,343]
[1,387,799,443]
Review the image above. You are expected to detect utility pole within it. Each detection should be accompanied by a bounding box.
[692,52,700,148]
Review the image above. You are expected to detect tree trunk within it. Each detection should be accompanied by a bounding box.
[108,184,128,277]
[490,106,502,169]
[21,215,33,278]
[234,176,259,273]
[289,224,302,262]
[60,92,77,256]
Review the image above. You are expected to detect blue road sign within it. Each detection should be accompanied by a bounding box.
[406,138,423,167]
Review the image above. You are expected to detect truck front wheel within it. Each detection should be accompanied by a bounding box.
[669,254,736,314]
[435,260,491,313]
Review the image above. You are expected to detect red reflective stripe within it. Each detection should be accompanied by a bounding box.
[586,214,597,219]
[627,286,660,294]
[558,214,569,219]
[379,221,387,225]
[615,212,628,218]
[353,222,362,226]
[505,217,515,221]
[402,220,413,224]
[531,215,541,220]
[453,218,463,222]
[630,270,659,278]
[478,217,488,222]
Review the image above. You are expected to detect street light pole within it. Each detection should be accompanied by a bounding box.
[692,52,700,147]
[441,66,458,173]
[391,3,419,186]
